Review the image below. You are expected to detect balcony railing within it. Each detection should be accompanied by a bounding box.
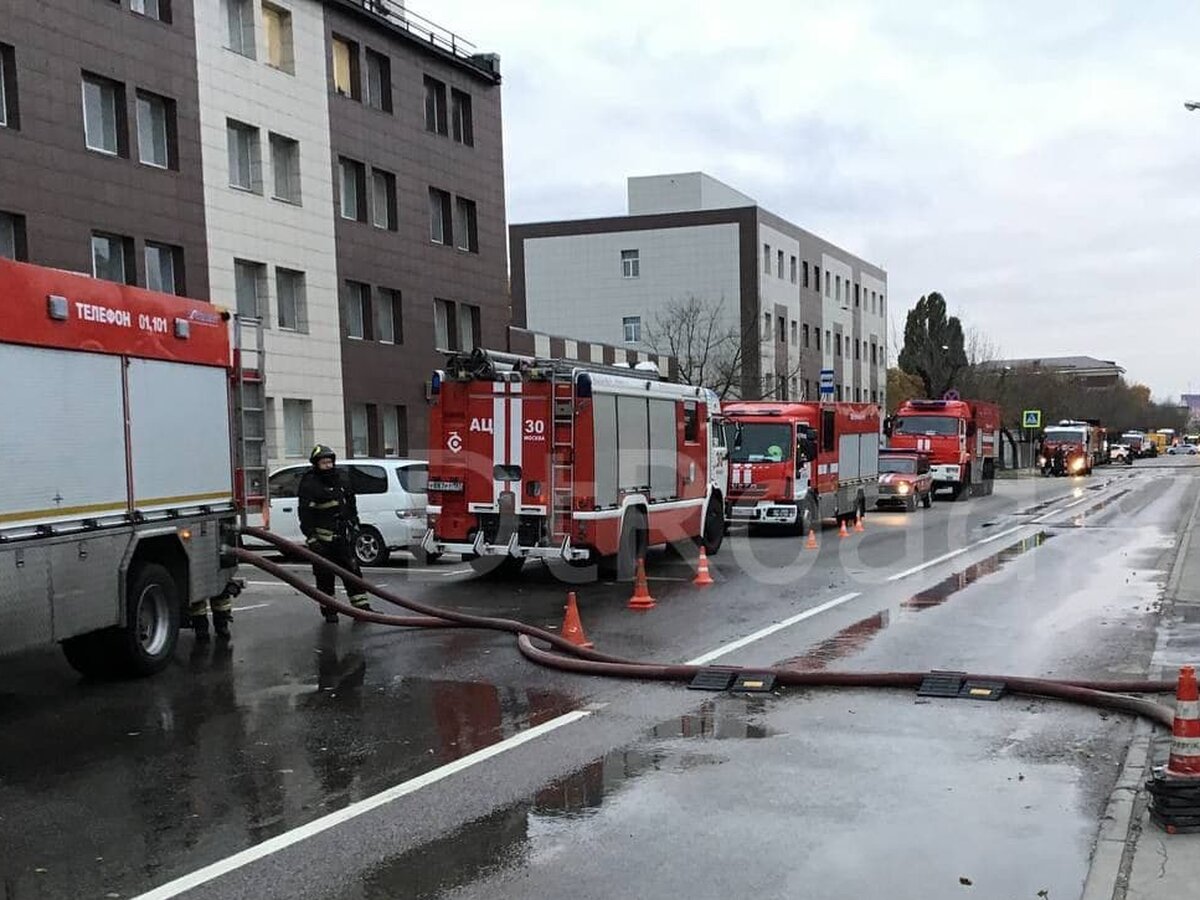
[343,0,499,77]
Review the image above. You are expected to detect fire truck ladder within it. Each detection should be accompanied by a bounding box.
[232,312,268,528]
[549,373,576,547]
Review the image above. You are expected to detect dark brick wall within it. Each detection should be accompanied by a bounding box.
[322,3,507,457]
[0,0,208,297]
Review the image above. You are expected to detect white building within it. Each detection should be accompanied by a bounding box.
[510,172,888,404]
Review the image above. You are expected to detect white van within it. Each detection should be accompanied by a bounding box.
[255,459,433,566]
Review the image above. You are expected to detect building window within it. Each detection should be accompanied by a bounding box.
[777,249,784,279]
[133,0,172,21]
[871,343,877,365]
[332,36,359,98]
[349,403,370,457]
[144,241,181,294]
[234,259,267,320]
[824,271,830,297]
[377,287,401,343]
[454,196,478,251]
[835,330,843,355]
[814,329,820,351]
[458,303,480,351]
[845,335,851,356]
[621,249,640,278]
[803,324,810,347]
[434,298,455,350]
[776,315,786,342]
[339,156,367,221]
[451,88,474,145]
[276,268,306,332]
[82,73,124,156]
[282,399,312,458]
[623,315,641,343]
[227,119,261,192]
[763,312,771,339]
[269,133,301,203]
[763,243,770,274]
[371,168,397,230]
[224,0,255,59]
[345,280,371,339]
[815,266,821,292]
[0,43,16,130]
[835,275,841,302]
[790,255,797,284]
[91,232,133,284]
[854,283,860,307]
[429,187,452,244]
[135,90,174,169]
[382,406,406,457]
[855,339,860,360]
[424,75,447,135]
[880,294,885,317]
[0,212,27,260]
[790,320,797,345]
[825,330,832,353]
[365,49,392,112]
[263,3,294,73]
[802,261,809,288]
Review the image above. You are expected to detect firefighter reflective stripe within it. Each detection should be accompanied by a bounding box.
[314,527,336,540]
[309,500,340,510]
[350,595,371,609]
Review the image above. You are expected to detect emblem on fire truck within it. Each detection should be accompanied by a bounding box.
[447,430,463,453]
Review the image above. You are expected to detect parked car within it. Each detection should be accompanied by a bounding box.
[1168,444,1199,456]
[249,459,434,566]
[1109,443,1132,464]
[876,449,934,512]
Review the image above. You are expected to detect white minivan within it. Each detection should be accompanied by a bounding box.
[254,459,434,566]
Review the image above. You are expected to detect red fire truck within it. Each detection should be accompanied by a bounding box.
[0,259,243,676]
[421,350,728,578]
[1040,419,1105,476]
[888,398,1001,498]
[722,402,881,534]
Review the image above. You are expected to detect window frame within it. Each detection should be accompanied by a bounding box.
[275,267,306,332]
[371,168,397,230]
[365,48,392,112]
[227,119,261,192]
[345,280,371,340]
[233,258,267,322]
[454,195,478,251]
[331,35,360,99]
[424,75,448,134]
[91,232,134,285]
[269,132,301,204]
[623,315,641,344]
[0,43,17,130]
[144,241,182,295]
[224,0,256,59]
[429,187,452,244]
[262,2,294,74]
[82,73,124,156]
[433,298,456,351]
[451,87,473,145]
[135,89,173,169]
[281,398,313,459]
[339,156,367,222]
[621,249,640,278]
[377,287,402,344]
[0,211,27,261]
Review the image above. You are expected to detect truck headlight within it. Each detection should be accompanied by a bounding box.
[897,482,911,494]
[1070,458,1085,472]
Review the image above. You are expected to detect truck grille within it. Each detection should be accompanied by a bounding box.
[476,514,546,547]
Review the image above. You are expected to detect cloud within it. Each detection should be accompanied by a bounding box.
[428,0,1200,397]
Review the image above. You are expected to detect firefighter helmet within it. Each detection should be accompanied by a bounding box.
[309,444,336,465]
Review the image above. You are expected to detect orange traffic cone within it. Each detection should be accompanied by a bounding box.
[1167,665,1200,778]
[693,548,715,586]
[839,519,849,539]
[854,511,865,533]
[627,559,656,610]
[805,528,818,550]
[560,591,594,649]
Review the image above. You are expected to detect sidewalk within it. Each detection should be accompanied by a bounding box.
[1084,485,1200,900]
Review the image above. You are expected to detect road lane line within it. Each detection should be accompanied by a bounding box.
[130,709,592,900]
[231,603,272,612]
[976,524,1028,545]
[886,547,970,582]
[685,592,862,666]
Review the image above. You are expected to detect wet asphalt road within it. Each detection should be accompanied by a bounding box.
[2,459,1198,900]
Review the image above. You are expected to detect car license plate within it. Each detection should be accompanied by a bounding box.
[428,480,463,492]
[731,507,756,518]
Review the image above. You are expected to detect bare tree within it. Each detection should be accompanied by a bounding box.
[643,295,806,400]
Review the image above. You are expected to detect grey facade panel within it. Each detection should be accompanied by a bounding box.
[0,0,209,297]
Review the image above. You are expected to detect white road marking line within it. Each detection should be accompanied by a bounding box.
[685,592,862,666]
[886,547,970,582]
[976,524,1028,545]
[438,568,475,577]
[130,709,593,900]
[231,603,272,612]
[245,580,289,587]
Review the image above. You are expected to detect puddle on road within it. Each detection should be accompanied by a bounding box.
[776,533,1052,672]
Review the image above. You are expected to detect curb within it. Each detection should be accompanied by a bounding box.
[1082,481,1200,899]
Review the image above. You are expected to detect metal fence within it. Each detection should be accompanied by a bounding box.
[343,0,496,74]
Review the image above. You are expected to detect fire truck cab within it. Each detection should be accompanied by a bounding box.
[722,402,881,534]
[888,398,1000,498]
[422,350,728,577]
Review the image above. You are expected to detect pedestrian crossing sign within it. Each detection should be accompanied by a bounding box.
[1023,409,1042,429]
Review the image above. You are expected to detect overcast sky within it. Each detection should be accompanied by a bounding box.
[432,0,1200,400]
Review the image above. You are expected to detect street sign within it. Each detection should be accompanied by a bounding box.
[1023,409,1042,429]
[819,368,835,400]
[943,389,960,401]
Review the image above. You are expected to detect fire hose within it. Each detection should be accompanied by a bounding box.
[235,527,1177,730]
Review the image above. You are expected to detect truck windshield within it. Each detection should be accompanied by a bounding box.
[893,416,957,436]
[879,457,917,474]
[730,423,793,462]
[1044,428,1085,444]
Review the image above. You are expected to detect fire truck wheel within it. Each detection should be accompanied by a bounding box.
[63,562,181,679]
[612,509,647,581]
[700,500,725,554]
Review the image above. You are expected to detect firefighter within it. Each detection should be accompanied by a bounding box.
[190,586,233,641]
[298,445,373,623]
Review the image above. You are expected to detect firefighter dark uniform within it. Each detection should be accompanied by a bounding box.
[190,585,233,640]
[298,445,372,623]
